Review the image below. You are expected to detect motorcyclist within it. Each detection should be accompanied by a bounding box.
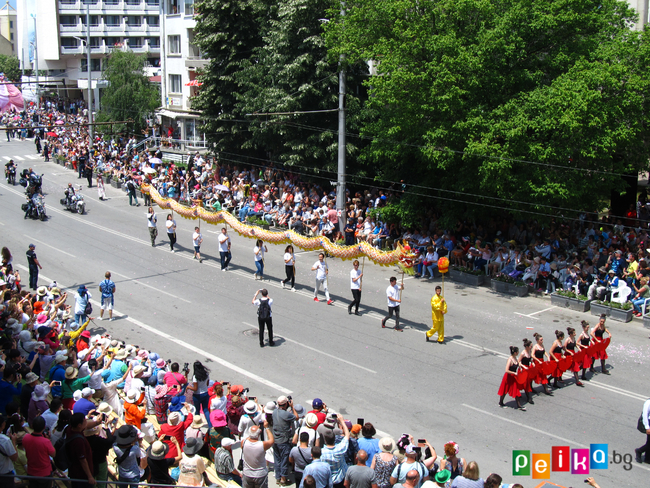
[4,159,15,183]
[64,183,76,207]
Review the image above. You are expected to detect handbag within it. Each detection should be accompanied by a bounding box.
[84,299,92,315]
[638,415,647,434]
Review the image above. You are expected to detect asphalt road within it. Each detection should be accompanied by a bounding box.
[1,139,648,487]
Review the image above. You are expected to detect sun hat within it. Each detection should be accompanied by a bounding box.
[125,389,140,404]
[221,437,236,449]
[116,425,138,446]
[137,350,148,360]
[294,404,305,418]
[183,437,203,456]
[65,366,78,379]
[132,365,146,376]
[168,412,181,426]
[350,424,361,435]
[304,413,318,429]
[379,437,395,453]
[154,385,169,399]
[24,372,39,384]
[264,401,277,414]
[97,402,113,415]
[404,444,417,456]
[147,441,169,460]
[191,415,206,429]
[114,349,128,360]
[81,387,95,397]
[210,410,227,428]
[230,385,243,395]
[84,424,102,437]
[36,286,48,297]
[51,287,61,296]
[54,351,68,363]
[155,358,165,368]
[434,470,452,484]
[277,395,288,406]
[243,400,257,415]
[31,384,50,402]
[73,390,83,402]
[36,315,49,325]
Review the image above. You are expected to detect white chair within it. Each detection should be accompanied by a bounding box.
[641,298,650,317]
[611,283,631,304]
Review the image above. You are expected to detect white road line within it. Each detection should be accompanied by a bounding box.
[25,155,40,160]
[242,321,377,374]
[0,221,4,225]
[2,156,10,161]
[528,305,556,316]
[109,270,191,304]
[23,235,76,258]
[462,404,650,472]
[514,312,540,320]
[15,266,291,394]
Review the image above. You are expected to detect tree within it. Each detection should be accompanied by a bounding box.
[0,55,22,82]
[324,0,650,224]
[96,50,159,134]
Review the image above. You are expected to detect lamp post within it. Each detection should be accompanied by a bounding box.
[31,14,39,109]
[86,0,93,149]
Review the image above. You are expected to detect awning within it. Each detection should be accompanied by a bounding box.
[157,109,201,120]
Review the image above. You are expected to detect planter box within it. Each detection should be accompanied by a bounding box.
[449,269,484,287]
[590,302,633,322]
[644,316,650,329]
[491,280,529,296]
[110,180,121,189]
[550,293,591,313]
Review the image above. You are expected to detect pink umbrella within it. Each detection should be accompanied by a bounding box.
[185,80,203,86]
[55,120,64,125]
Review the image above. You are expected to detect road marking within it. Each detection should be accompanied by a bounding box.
[25,155,40,160]
[13,156,25,161]
[514,306,556,319]
[2,156,10,161]
[23,235,76,258]
[15,266,291,394]
[242,322,377,374]
[109,270,191,304]
[462,404,650,472]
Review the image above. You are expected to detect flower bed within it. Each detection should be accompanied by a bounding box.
[550,290,591,312]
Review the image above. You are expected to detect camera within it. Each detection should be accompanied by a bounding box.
[182,362,189,372]
[242,387,250,395]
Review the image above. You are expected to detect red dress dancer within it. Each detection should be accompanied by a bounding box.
[531,333,553,395]
[518,338,535,405]
[591,315,612,375]
[550,330,566,389]
[564,326,584,387]
[579,320,594,379]
[498,346,525,411]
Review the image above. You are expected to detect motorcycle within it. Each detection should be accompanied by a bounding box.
[22,194,47,221]
[60,185,85,214]
[4,165,16,185]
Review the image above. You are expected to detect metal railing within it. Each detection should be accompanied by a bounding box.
[0,473,215,488]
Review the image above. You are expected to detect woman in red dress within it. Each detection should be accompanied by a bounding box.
[564,327,584,387]
[498,346,526,411]
[591,314,612,375]
[578,320,595,379]
[518,338,535,405]
[549,330,566,389]
[532,333,553,396]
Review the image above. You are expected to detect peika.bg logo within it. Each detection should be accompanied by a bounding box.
[512,444,632,478]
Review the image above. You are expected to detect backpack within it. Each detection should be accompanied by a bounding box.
[53,431,83,471]
[257,299,271,319]
[84,296,93,316]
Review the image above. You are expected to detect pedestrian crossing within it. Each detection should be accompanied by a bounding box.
[2,154,41,161]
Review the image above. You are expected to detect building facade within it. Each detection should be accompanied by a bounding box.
[157,0,206,148]
[16,0,161,102]
[0,1,17,55]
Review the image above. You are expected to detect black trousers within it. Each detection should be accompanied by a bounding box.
[258,317,273,346]
[29,264,38,289]
[382,305,400,328]
[349,289,361,312]
[168,232,176,250]
[638,433,650,462]
[282,265,295,287]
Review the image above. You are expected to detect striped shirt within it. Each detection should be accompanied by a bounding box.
[320,437,349,484]
[214,447,234,475]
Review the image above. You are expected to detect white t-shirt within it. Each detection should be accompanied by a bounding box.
[313,261,327,280]
[192,375,209,395]
[386,284,400,307]
[284,252,295,266]
[210,395,227,414]
[253,298,273,317]
[147,212,157,228]
[166,219,176,234]
[350,269,362,290]
[193,232,202,247]
[218,233,230,252]
[254,246,265,262]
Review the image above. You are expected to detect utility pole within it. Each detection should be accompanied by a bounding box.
[336,2,346,232]
[86,1,93,149]
[32,15,39,109]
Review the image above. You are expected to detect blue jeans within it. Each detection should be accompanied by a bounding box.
[219,473,243,485]
[74,313,87,327]
[193,391,211,427]
[128,191,138,205]
[272,442,292,480]
[633,298,647,314]
[423,263,437,278]
[220,251,232,270]
[119,475,140,488]
[255,260,264,276]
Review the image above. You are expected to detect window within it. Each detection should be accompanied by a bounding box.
[81,0,98,4]
[126,0,141,5]
[81,15,100,26]
[104,0,119,5]
[61,38,78,48]
[148,37,160,48]
[168,0,179,14]
[128,37,144,48]
[146,0,160,5]
[105,36,121,47]
[89,37,101,47]
[147,16,159,26]
[105,15,120,26]
[125,16,142,26]
[9,33,13,41]
[60,15,77,27]
[184,0,194,16]
[168,35,180,54]
[9,21,13,28]
[81,58,102,72]
[169,74,181,93]
[60,0,76,4]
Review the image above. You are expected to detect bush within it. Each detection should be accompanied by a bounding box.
[555,289,589,301]
[452,266,484,276]
[596,300,632,310]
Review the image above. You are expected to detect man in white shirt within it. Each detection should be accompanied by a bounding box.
[312,253,333,305]
[636,397,650,463]
[41,397,63,431]
[348,260,363,316]
[193,227,203,263]
[0,415,17,482]
[252,288,274,348]
[381,277,404,332]
[218,227,231,271]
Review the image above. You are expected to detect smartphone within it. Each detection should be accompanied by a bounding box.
[418,439,426,445]
[9,425,15,435]
[357,418,365,426]
[53,381,62,386]
[330,413,337,419]
[249,396,256,401]
[111,418,119,426]
[414,447,421,453]
[163,435,171,440]
[223,381,229,385]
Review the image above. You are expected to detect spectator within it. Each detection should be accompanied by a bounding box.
[239,400,263,440]
[272,395,298,485]
[370,437,397,488]
[357,423,380,467]
[241,423,274,488]
[440,442,466,480]
[27,384,50,426]
[0,369,22,415]
[393,469,420,488]
[84,409,116,485]
[214,437,242,484]
[41,397,62,431]
[65,412,96,488]
[113,425,142,488]
[72,387,95,416]
[148,438,182,486]
[290,432,313,487]
[0,415,17,488]
[449,461,482,488]
[18,372,40,420]
[159,409,194,458]
[344,450,378,488]
[301,446,333,488]
[208,409,234,455]
[178,437,209,487]
[320,414,350,488]
[389,443,435,487]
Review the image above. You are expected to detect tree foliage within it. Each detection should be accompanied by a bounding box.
[97,50,159,134]
[0,55,21,82]
[324,0,650,222]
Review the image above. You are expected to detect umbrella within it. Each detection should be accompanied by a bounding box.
[46,132,58,137]
[55,120,64,125]
[215,184,230,192]
[149,157,162,166]
[185,80,203,86]
[143,167,157,175]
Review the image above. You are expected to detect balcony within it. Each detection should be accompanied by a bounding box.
[104,24,123,31]
[124,24,145,32]
[61,46,83,55]
[60,23,79,33]
[129,45,147,53]
[144,24,160,32]
[59,0,79,10]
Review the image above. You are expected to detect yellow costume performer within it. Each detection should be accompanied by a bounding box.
[427,287,447,343]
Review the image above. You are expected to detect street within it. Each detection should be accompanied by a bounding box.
[1,139,648,487]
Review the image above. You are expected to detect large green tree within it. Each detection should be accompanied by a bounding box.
[97,50,159,134]
[324,0,650,223]
[0,55,21,82]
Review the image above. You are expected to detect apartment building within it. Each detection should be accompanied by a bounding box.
[0,1,17,55]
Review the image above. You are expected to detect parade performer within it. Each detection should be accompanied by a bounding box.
[578,320,594,379]
[549,330,566,389]
[564,327,584,387]
[348,259,363,315]
[381,277,404,331]
[311,253,332,305]
[498,346,525,411]
[518,338,535,405]
[281,245,296,291]
[591,314,612,375]
[532,333,553,395]
[426,286,447,343]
